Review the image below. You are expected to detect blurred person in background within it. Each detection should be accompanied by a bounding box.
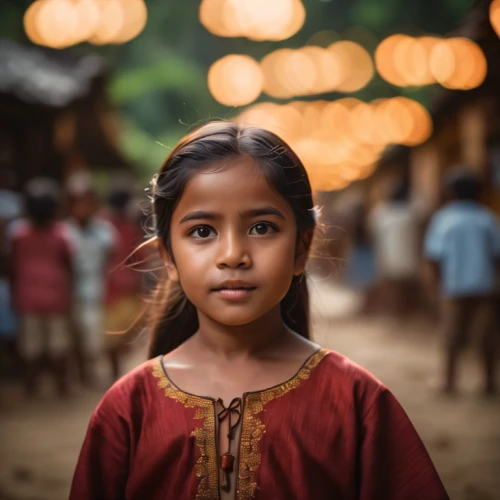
[343,200,377,314]
[9,178,74,397]
[369,180,421,319]
[0,166,23,374]
[424,168,500,395]
[66,174,116,387]
[102,185,145,381]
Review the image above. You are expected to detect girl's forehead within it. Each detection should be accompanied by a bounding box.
[175,157,291,213]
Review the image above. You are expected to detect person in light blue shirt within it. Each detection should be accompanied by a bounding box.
[424,168,500,395]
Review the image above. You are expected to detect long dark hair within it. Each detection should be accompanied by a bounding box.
[147,121,317,358]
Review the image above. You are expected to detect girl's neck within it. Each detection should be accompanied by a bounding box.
[192,306,289,360]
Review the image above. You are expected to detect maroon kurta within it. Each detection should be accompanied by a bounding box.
[70,349,449,499]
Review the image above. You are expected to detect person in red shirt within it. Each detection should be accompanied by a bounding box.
[103,186,146,381]
[10,178,74,397]
[71,123,448,499]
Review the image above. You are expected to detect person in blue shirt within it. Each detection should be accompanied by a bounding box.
[424,168,500,395]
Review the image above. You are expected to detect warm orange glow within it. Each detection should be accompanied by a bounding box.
[375,34,409,87]
[328,41,374,92]
[208,55,263,107]
[377,34,486,90]
[113,0,148,44]
[276,0,306,41]
[88,0,124,45]
[36,0,80,49]
[490,0,500,38]
[24,0,46,46]
[298,46,342,94]
[392,36,438,86]
[429,38,487,90]
[402,98,433,145]
[261,49,296,98]
[24,0,147,47]
[199,0,305,41]
[282,50,318,97]
[73,0,101,44]
[233,96,433,191]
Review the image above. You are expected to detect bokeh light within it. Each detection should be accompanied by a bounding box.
[261,42,373,98]
[234,97,432,191]
[490,0,500,38]
[376,34,486,90]
[199,0,305,41]
[208,54,264,107]
[328,41,374,92]
[23,0,147,48]
[429,38,487,90]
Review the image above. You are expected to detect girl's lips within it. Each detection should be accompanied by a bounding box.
[213,287,256,300]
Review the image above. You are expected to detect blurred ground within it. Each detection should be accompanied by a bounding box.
[0,283,499,500]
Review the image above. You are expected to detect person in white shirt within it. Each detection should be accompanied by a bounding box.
[66,177,116,386]
[369,181,421,318]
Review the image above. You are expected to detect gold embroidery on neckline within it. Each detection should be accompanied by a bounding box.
[237,348,329,500]
[153,361,218,500]
[153,348,329,500]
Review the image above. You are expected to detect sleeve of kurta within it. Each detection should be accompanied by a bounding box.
[358,386,449,500]
[69,393,130,500]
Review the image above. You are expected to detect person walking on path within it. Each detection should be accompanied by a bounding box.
[424,168,500,395]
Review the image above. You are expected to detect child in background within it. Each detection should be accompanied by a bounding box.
[71,122,448,499]
[103,186,145,381]
[424,168,500,395]
[66,175,116,386]
[10,178,74,396]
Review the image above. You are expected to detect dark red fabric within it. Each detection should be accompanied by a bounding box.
[70,351,449,500]
[10,221,73,314]
[103,215,144,305]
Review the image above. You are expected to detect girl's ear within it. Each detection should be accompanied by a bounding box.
[159,244,180,283]
[293,230,314,276]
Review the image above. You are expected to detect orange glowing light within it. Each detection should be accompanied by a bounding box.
[375,34,409,87]
[113,0,148,44]
[36,0,79,49]
[328,41,374,92]
[299,46,342,94]
[199,0,305,41]
[490,0,500,38]
[72,0,101,44]
[88,0,124,45]
[430,38,487,90]
[208,54,263,107]
[24,0,45,46]
[261,49,296,99]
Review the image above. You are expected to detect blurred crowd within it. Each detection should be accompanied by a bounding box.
[0,170,151,397]
[338,167,500,395]
[1,165,499,399]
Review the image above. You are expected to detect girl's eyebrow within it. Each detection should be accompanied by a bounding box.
[179,206,285,224]
[240,206,285,220]
[179,211,220,224]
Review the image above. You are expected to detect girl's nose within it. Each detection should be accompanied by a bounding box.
[215,233,251,269]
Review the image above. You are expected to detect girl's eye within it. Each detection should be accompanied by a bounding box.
[249,222,276,236]
[189,226,216,239]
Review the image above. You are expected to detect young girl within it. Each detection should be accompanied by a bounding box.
[70,122,448,499]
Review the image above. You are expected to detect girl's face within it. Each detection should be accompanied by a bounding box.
[164,155,308,328]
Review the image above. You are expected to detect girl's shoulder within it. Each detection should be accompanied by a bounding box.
[314,349,389,410]
[93,357,163,418]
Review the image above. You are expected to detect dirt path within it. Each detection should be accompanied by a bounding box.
[0,283,499,499]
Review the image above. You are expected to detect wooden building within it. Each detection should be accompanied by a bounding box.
[0,39,131,191]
